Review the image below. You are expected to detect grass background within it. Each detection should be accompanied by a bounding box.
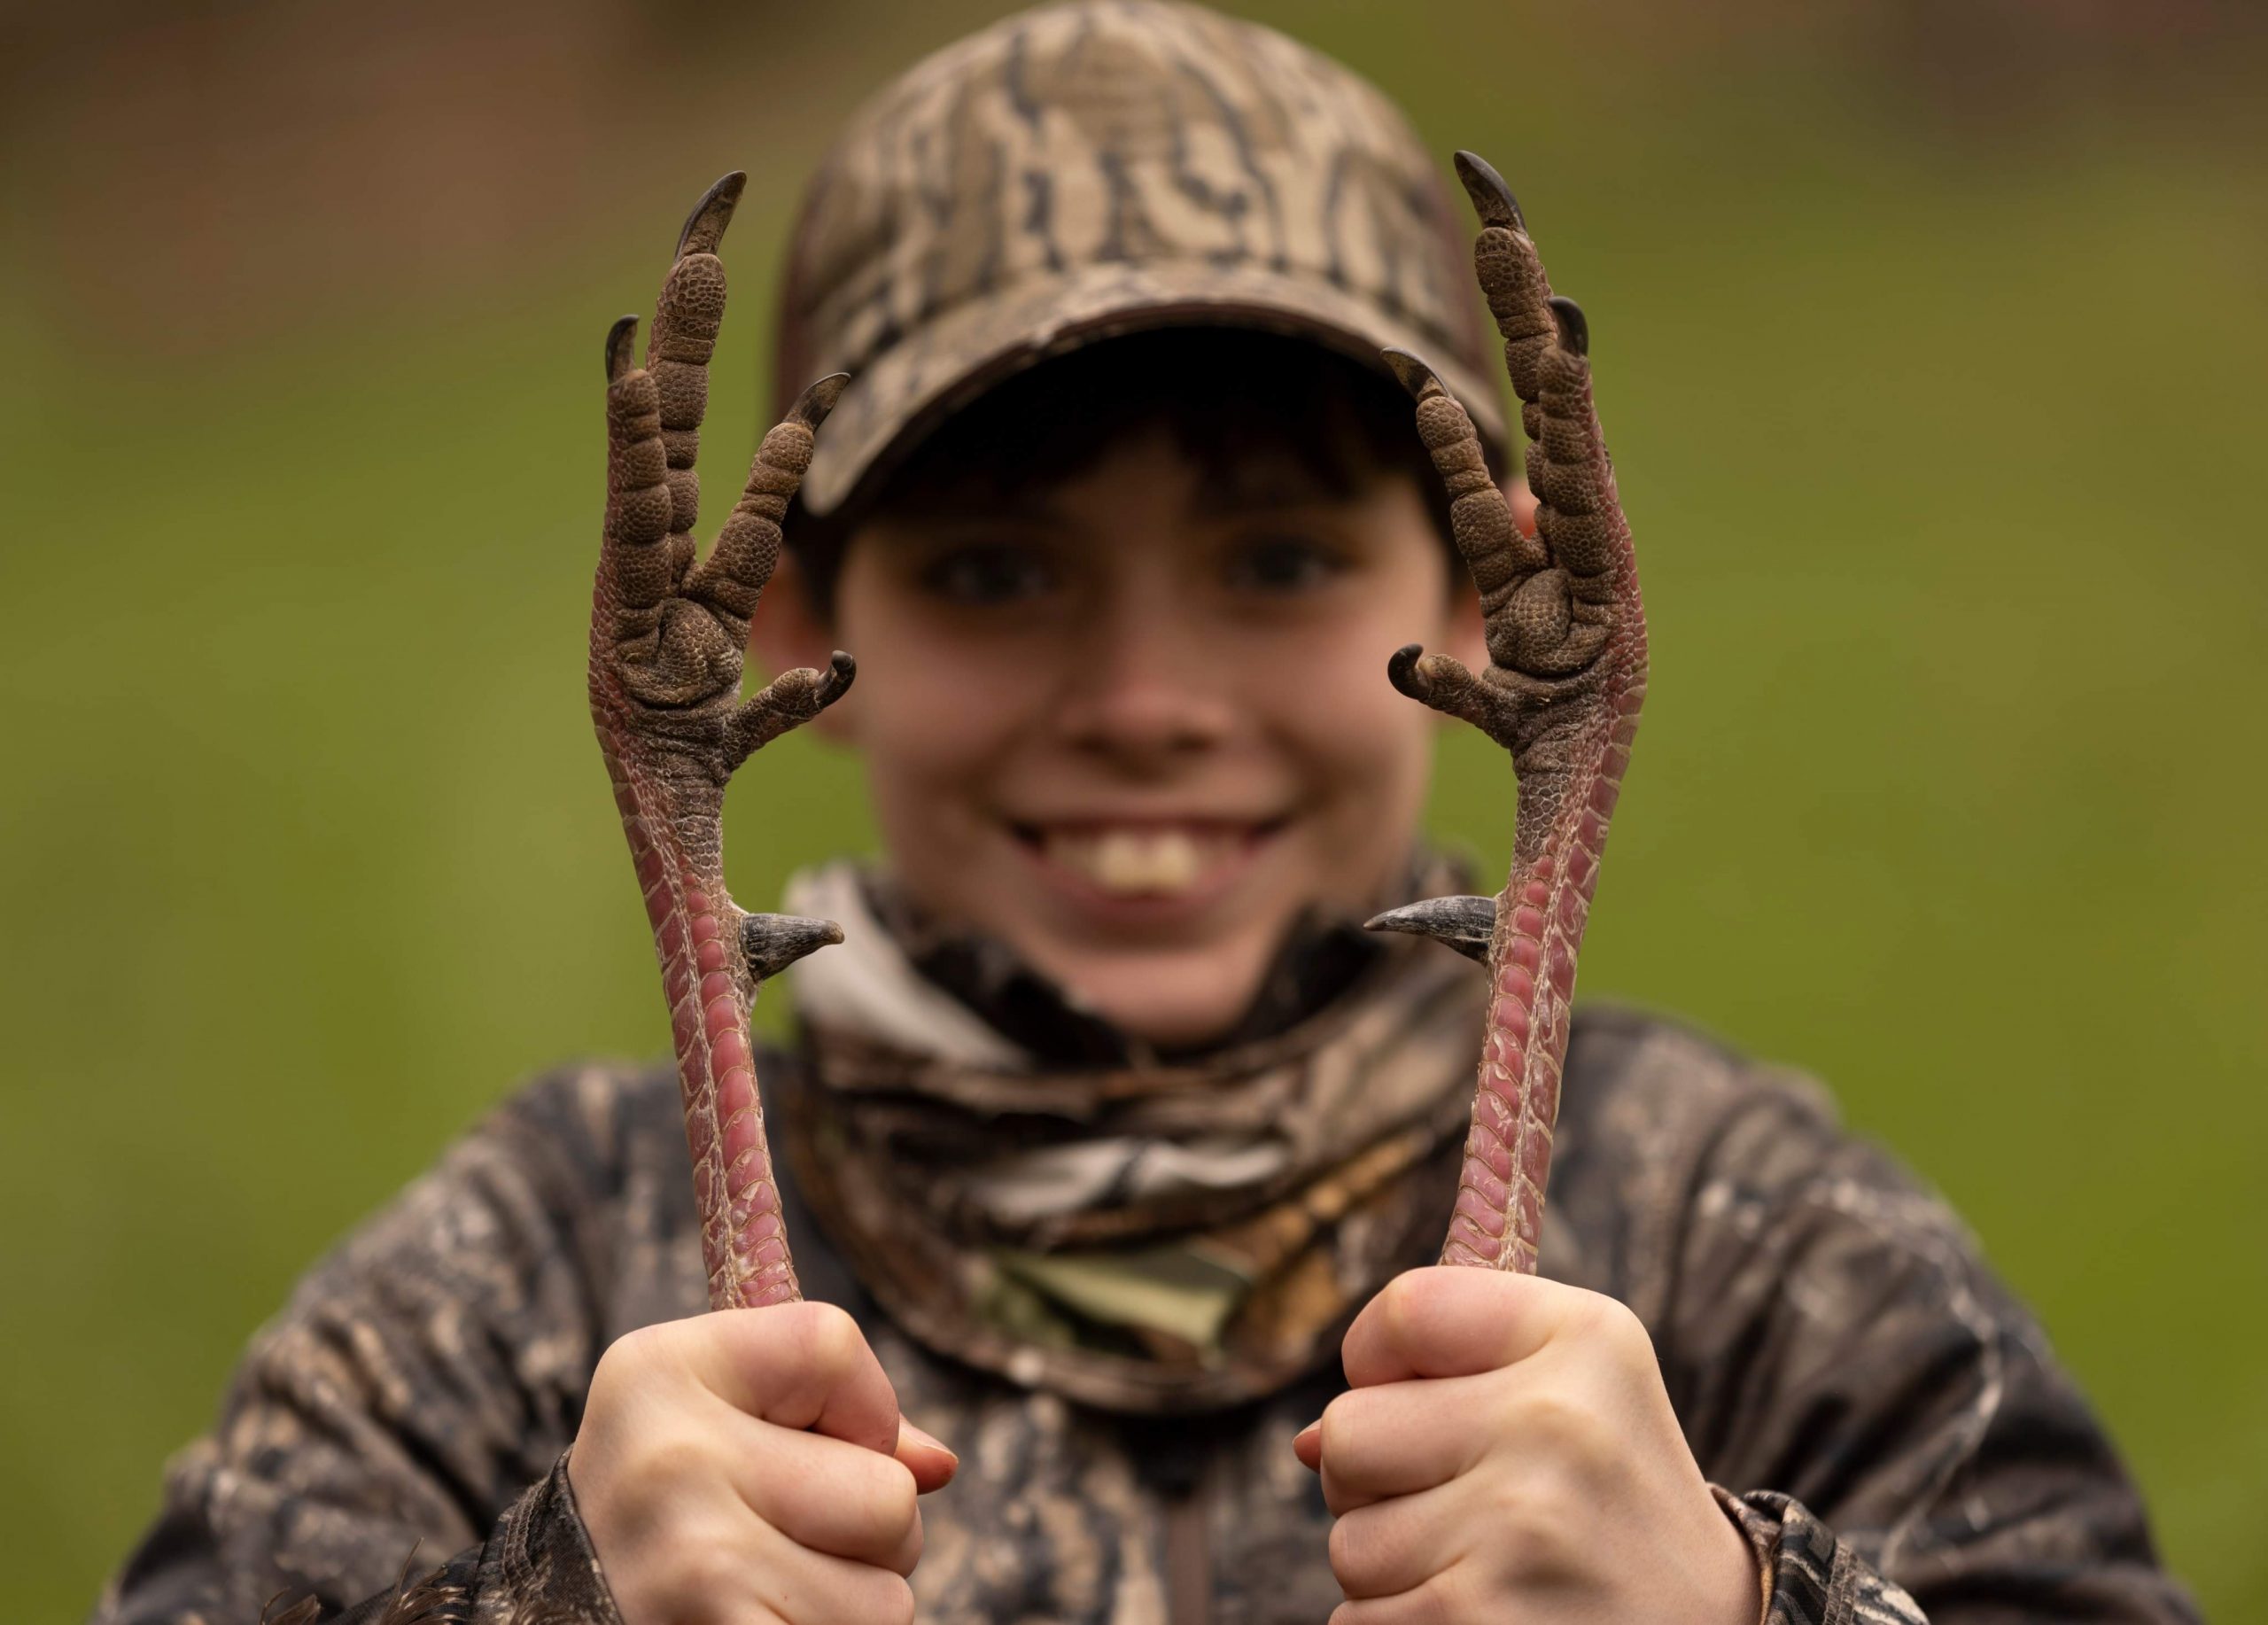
[2,1,2262,1617]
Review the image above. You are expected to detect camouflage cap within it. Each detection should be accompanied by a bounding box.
[771,0,1506,517]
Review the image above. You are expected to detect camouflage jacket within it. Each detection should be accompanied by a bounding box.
[92,1007,2199,1625]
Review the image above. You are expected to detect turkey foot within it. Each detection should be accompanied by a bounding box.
[589,171,855,1310]
[1369,152,1650,1276]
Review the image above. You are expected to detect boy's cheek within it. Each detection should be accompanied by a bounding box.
[1263,614,1444,769]
[837,624,1039,766]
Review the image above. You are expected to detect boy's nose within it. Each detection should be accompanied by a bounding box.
[1052,611,1235,766]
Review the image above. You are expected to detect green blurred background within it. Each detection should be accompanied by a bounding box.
[3,0,2263,1617]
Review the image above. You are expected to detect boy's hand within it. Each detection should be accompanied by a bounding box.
[570,1302,956,1625]
[1294,1270,1759,1625]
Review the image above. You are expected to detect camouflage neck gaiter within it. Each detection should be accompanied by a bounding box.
[774,859,1486,1415]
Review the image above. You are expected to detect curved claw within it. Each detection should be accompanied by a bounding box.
[676,171,748,260]
[1381,346,1446,403]
[1548,296,1589,358]
[1387,643,1518,750]
[740,914,843,982]
[605,315,639,384]
[790,372,852,432]
[1452,150,1524,231]
[1365,895,1498,966]
[1387,641,1433,704]
[814,649,857,709]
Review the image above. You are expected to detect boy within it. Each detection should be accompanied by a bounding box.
[95,4,2195,1623]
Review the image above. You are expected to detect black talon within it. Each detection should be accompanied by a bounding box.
[1548,296,1589,357]
[1452,151,1525,231]
[791,372,852,430]
[1387,641,1430,702]
[605,315,639,383]
[740,914,843,981]
[814,649,857,707]
[1381,346,1445,402]
[676,171,748,259]
[1364,894,1498,966]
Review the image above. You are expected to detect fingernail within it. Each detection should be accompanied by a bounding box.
[901,1419,958,1461]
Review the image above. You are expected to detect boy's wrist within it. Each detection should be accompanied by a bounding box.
[1706,1483,1775,1625]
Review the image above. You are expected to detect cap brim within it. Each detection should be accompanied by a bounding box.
[800,259,1510,517]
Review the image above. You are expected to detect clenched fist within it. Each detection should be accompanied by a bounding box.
[570,1302,957,1625]
[1295,1268,1760,1625]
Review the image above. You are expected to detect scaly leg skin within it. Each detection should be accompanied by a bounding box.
[591,172,855,1310]
[1368,152,1649,1276]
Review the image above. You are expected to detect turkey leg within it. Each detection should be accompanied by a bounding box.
[1369,153,1651,1276]
[589,173,855,1310]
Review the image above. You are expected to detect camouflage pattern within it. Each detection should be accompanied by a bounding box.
[770,0,1508,517]
[93,1000,2198,1624]
[774,859,1490,1417]
[85,8,2207,1621]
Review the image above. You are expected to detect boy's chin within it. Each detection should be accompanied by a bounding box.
[1037,940,1278,1052]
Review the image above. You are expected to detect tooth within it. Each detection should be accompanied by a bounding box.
[1152,830,1199,890]
[1096,830,1144,891]
[1047,827,1225,894]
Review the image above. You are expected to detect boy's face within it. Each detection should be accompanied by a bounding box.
[757,426,1487,1048]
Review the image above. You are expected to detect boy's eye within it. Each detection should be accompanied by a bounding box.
[1223,533,1348,594]
[918,542,1059,605]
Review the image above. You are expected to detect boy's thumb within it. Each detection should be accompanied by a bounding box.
[895,1418,959,1493]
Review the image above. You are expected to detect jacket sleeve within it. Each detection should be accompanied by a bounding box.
[1710,1485,1930,1624]
[1656,1061,2202,1625]
[89,1065,685,1625]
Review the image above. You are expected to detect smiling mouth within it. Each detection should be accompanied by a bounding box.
[1009,820,1286,898]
